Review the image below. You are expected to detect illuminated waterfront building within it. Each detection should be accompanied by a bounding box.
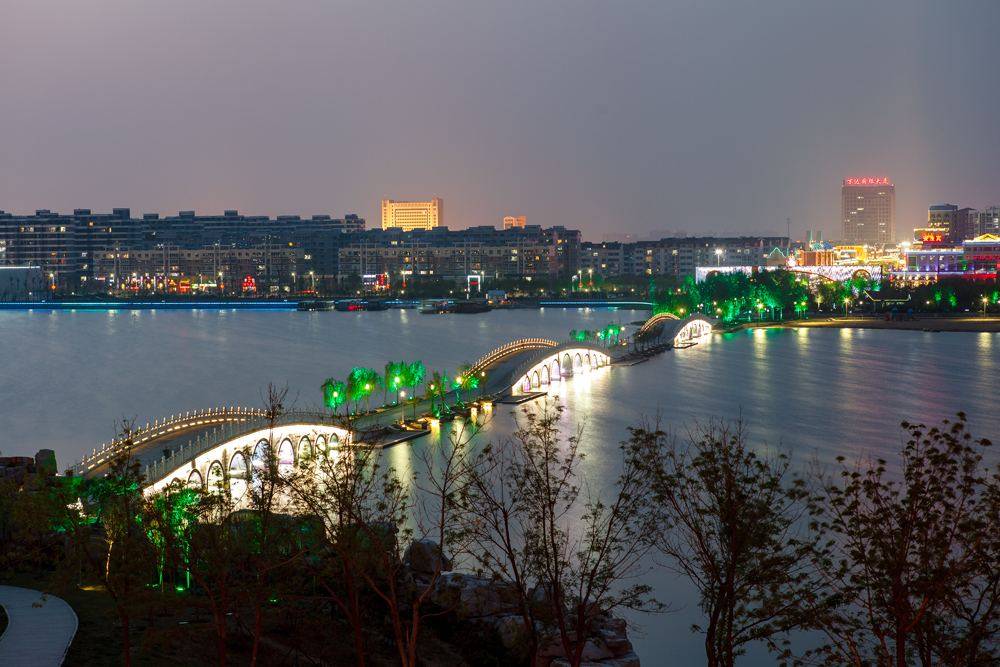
[338,225,580,282]
[0,266,45,301]
[841,177,895,244]
[896,234,1000,283]
[0,208,363,290]
[380,198,443,231]
[580,237,788,279]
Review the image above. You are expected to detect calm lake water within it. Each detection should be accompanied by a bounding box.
[2,308,998,664]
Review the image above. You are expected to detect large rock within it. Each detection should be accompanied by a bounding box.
[404,538,452,575]
[35,449,57,476]
[431,572,520,619]
[550,656,640,667]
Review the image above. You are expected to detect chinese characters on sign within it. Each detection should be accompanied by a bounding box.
[843,177,892,187]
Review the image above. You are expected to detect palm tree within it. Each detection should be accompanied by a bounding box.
[453,364,480,406]
[321,378,347,415]
[384,361,406,405]
[426,371,445,416]
[404,361,426,417]
[347,367,381,414]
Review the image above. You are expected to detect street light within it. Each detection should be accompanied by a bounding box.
[843,297,851,315]
[309,270,316,294]
[982,296,989,317]
[714,248,723,266]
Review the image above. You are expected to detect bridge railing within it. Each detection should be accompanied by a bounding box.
[141,410,332,486]
[468,338,558,376]
[71,406,269,475]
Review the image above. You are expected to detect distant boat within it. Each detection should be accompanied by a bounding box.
[454,299,491,314]
[335,298,389,312]
[420,299,455,314]
[297,299,334,311]
[419,298,491,314]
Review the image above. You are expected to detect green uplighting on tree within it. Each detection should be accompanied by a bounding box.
[347,367,381,413]
[321,378,347,414]
[404,360,426,418]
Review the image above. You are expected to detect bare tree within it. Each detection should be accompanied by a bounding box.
[240,383,305,667]
[460,401,663,667]
[650,419,828,667]
[285,413,479,667]
[284,414,383,667]
[89,419,156,667]
[186,481,246,667]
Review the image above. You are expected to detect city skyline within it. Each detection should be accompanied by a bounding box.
[2,1,999,240]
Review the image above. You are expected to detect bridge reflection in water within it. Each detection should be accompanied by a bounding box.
[74,313,717,493]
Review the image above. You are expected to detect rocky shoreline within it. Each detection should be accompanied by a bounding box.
[407,540,640,666]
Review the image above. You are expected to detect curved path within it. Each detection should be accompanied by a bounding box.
[0,586,77,666]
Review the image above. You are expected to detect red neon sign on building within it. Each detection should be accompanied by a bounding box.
[843,177,892,187]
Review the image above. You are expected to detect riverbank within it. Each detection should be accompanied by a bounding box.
[732,315,1000,333]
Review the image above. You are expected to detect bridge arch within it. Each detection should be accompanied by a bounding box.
[297,436,313,466]
[510,343,611,395]
[636,312,679,337]
[468,338,559,376]
[277,438,295,476]
[230,451,250,501]
[187,468,203,489]
[207,460,225,494]
[635,313,718,348]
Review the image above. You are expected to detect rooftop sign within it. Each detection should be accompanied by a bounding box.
[843,177,892,187]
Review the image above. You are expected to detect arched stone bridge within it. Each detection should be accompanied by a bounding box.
[76,312,719,491]
[635,313,717,348]
[507,342,611,394]
[74,406,268,477]
[142,415,350,506]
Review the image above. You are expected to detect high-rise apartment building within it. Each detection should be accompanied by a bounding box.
[915,204,958,244]
[502,215,527,229]
[841,177,895,244]
[380,198,443,231]
[977,206,1000,237]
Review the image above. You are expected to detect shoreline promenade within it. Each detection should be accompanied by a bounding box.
[738,315,1000,333]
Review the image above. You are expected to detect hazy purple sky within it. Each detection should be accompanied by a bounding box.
[2,1,998,240]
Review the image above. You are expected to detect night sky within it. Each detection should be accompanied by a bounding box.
[2,0,998,240]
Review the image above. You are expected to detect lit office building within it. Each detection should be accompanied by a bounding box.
[380,198,443,231]
[841,177,895,244]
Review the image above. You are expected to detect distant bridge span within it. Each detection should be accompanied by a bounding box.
[636,313,718,347]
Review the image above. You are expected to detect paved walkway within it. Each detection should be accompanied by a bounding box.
[0,586,77,666]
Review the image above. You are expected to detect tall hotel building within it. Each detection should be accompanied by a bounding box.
[381,197,443,231]
[841,177,896,244]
